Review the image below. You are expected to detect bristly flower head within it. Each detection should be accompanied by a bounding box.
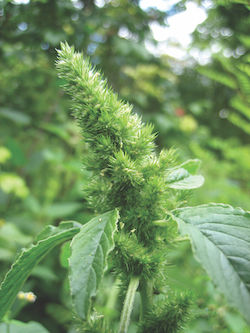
[56,42,177,244]
[56,43,192,329]
[56,42,156,167]
[138,293,192,333]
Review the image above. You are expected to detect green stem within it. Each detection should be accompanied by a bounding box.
[140,279,153,319]
[118,276,139,333]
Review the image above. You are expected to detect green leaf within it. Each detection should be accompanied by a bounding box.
[179,159,201,174]
[172,203,250,324]
[166,168,204,190]
[229,112,250,135]
[230,96,250,120]
[60,241,71,268]
[197,67,237,90]
[0,221,81,321]
[0,320,49,333]
[69,209,119,320]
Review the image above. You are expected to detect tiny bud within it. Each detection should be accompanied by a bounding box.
[26,292,37,303]
[17,291,37,303]
[17,291,26,300]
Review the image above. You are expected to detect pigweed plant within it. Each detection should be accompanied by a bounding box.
[0,43,249,333]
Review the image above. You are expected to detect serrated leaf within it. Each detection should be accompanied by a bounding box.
[0,320,49,333]
[166,167,204,189]
[69,209,119,320]
[172,203,250,323]
[0,221,81,320]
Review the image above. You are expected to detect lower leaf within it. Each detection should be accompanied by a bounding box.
[0,221,81,321]
[69,209,119,320]
[172,203,250,324]
[0,320,49,333]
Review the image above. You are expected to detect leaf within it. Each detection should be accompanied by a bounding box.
[69,209,119,320]
[197,67,237,90]
[179,159,201,174]
[229,112,250,135]
[0,221,81,321]
[60,241,71,268]
[230,96,250,120]
[0,320,49,333]
[166,167,204,190]
[172,203,250,323]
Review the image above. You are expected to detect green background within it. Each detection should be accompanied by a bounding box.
[0,0,249,332]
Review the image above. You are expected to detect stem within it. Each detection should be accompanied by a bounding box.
[140,279,153,319]
[118,276,139,333]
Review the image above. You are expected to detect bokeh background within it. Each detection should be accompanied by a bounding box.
[0,0,249,332]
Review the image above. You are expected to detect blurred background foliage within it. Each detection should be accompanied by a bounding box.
[0,0,249,332]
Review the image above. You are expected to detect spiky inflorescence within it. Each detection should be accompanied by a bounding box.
[138,293,191,333]
[56,42,177,246]
[112,232,165,280]
[56,42,191,330]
